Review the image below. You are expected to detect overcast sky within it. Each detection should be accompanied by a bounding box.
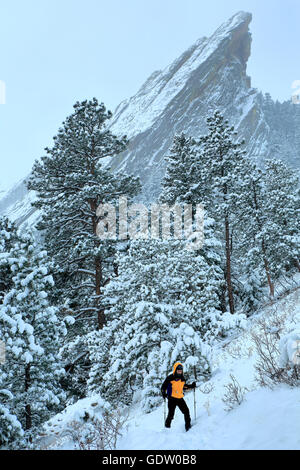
[0,0,299,192]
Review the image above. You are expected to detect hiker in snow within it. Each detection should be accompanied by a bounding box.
[161,362,196,432]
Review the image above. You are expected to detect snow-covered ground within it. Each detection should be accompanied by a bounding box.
[116,386,300,450]
[39,281,300,451]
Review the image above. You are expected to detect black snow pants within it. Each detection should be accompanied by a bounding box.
[165,397,191,429]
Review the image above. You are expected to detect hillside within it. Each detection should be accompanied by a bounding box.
[37,279,300,451]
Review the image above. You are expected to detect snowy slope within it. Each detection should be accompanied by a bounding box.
[117,286,300,451]
[0,176,39,229]
[116,387,300,450]
[38,282,300,451]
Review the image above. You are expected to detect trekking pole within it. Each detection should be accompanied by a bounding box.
[193,367,197,423]
[193,387,196,422]
[164,398,166,424]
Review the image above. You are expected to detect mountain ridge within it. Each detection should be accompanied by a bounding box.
[1,10,299,225]
[109,11,252,140]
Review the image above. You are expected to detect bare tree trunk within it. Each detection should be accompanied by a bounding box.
[220,151,235,314]
[225,217,235,314]
[91,198,105,329]
[95,255,105,329]
[220,282,227,313]
[261,239,275,297]
[252,181,274,297]
[25,365,32,430]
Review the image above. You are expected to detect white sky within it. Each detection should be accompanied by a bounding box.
[0,0,299,192]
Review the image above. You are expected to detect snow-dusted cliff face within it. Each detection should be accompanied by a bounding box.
[1,11,299,225]
[110,11,253,141]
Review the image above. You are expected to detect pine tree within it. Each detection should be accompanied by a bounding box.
[0,395,23,447]
[0,229,67,438]
[160,113,250,314]
[263,159,300,277]
[91,238,236,409]
[159,133,198,206]
[194,110,249,314]
[159,133,225,312]
[238,158,300,297]
[232,160,275,298]
[27,98,141,331]
[294,102,300,159]
[0,217,19,304]
[86,323,117,399]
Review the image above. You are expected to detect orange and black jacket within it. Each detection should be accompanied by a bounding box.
[161,362,194,399]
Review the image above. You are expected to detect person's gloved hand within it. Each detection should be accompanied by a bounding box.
[191,382,196,389]
[162,391,167,399]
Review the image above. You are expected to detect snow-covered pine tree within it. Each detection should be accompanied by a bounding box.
[159,133,225,312]
[85,322,118,400]
[92,240,175,406]
[236,262,265,314]
[159,133,198,206]
[59,333,89,402]
[237,158,300,298]
[0,217,19,304]
[0,392,23,447]
[27,98,141,331]
[168,322,212,380]
[236,162,276,298]
[0,219,24,446]
[142,345,172,411]
[262,159,300,278]
[0,229,67,442]
[193,110,249,314]
[294,101,300,160]
[159,113,267,315]
[91,237,234,409]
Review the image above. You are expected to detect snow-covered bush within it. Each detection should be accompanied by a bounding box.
[252,319,300,388]
[277,330,300,385]
[222,374,248,411]
[142,324,212,412]
[60,334,90,402]
[234,268,266,315]
[86,325,124,404]
[209,311,247,339]
[169,323,212,380]
[66,409,128,450]
[279,330,300,368]
[0,401,24,447]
